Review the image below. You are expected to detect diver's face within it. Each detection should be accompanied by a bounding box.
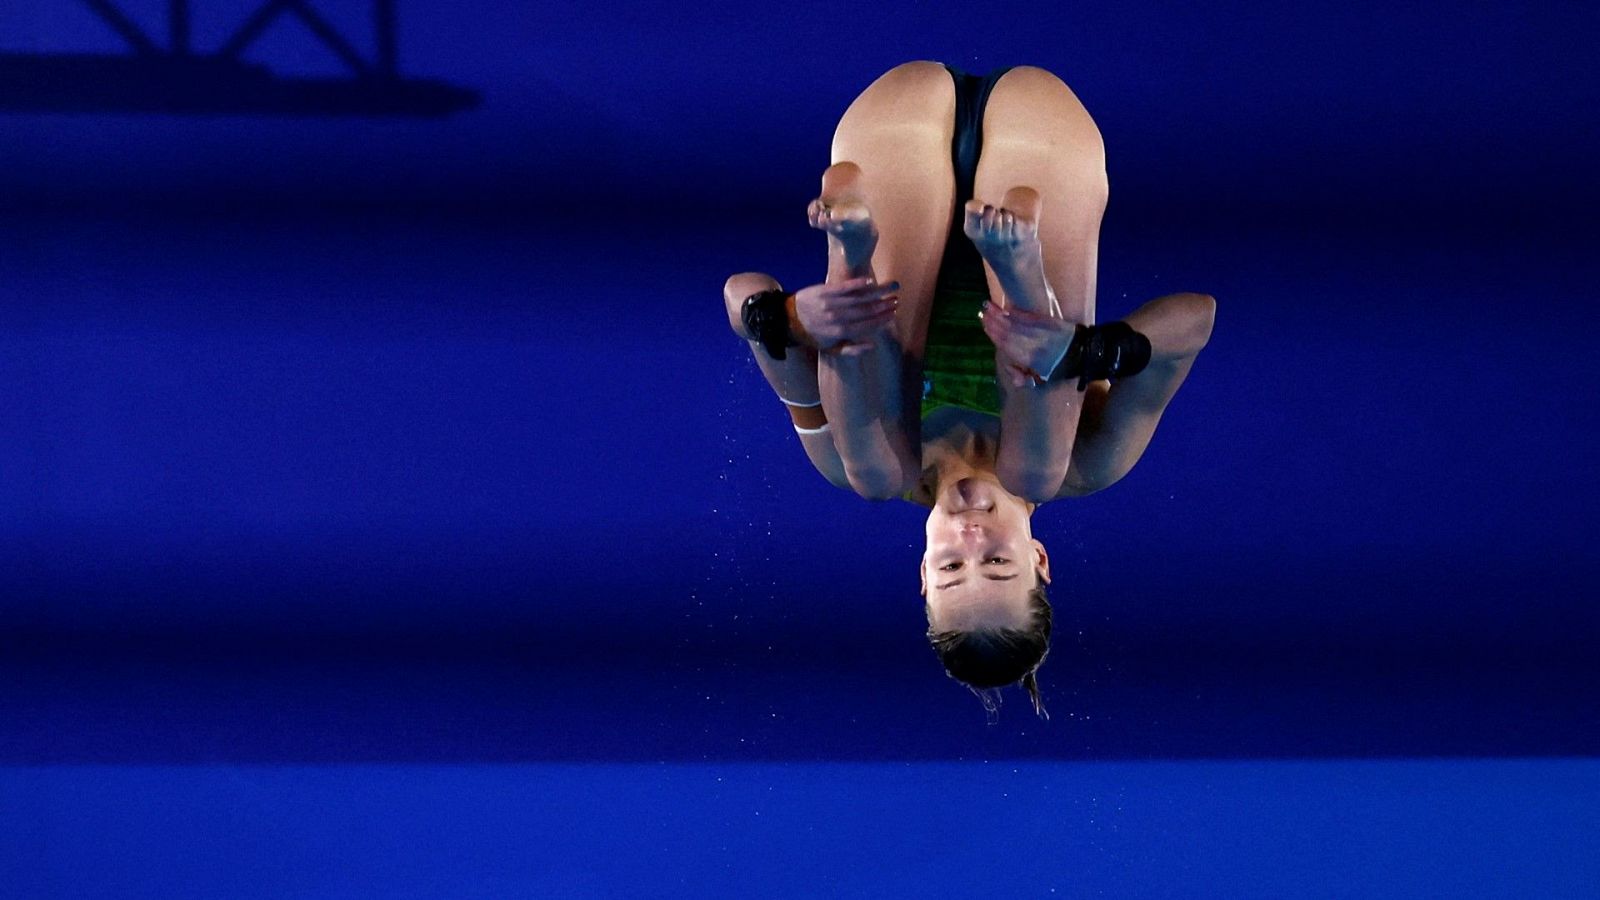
[921,475,1050,632]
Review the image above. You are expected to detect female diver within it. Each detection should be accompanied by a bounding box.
[722,62,1216,716]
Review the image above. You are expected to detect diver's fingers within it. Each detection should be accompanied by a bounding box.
[980,309,1013,342]
[825,276,874,294]
[983,318,1040,373]
[988,304,1055,330]
[816,276,871,302]
[1002,307,1074,338]
[1001,318,1067,349]
[832,280,900,302]
[992,307,1054,333]
[833,297,898,325]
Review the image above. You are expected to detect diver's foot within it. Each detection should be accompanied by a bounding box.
[963,186,1055,311]
[808,161,879,272]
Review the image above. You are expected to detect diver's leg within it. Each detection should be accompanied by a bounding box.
[968,65,1108,325]
[962,66,1109,489]
[825,60,959,363]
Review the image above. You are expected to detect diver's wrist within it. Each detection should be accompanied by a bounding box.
[784,294,814,348]
[742,289,800,360]
[1038,342,1072,385]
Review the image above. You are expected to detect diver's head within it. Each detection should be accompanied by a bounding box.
[921,473,1053,717]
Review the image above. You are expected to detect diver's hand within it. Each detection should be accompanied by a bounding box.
[790,277,900,357]
[979,301,1076,388]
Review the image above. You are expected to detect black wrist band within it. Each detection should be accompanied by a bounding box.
[1047,320,1153,391]
[741,289,798,361]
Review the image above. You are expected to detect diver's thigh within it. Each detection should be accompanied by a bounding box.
[973,65,1109,324]
[829,61,958,359]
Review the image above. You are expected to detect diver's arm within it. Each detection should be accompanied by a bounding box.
[818,328,919,499]
[725,273,826,407]
[994,374,1083,503]
[724,272,853,490]
[750,344,853,492]
[984,302,1087,503]
[1055,292,1216,497]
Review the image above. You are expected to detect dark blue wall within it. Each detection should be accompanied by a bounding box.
[2,1,1596,760]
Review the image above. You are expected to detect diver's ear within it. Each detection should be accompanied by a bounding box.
[919,558,928,597]
[1033,539,1051,585]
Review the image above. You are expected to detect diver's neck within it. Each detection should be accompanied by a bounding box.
[921,407,998,466]
[918,412,1037,516]
[922,417,995,478]
[925,440,994,484]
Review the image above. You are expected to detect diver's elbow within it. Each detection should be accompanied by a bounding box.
[1177,292,1217,352]
[848,476,903,501]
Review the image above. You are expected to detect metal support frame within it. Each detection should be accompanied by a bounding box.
[170,0,190,55]
[81,0,159,54]
[80,0,401,77]
[2,1,475,116]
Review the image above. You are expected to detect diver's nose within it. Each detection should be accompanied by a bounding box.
[954,478,994,511]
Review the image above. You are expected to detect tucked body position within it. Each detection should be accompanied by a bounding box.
[723,61,1216,717]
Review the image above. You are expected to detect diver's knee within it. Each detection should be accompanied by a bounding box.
[845,465,908,501]
[998,460,1068,505]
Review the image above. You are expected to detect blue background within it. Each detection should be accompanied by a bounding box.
[2,1,1598,895]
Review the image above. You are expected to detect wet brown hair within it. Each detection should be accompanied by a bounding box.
[926,582,1052,721]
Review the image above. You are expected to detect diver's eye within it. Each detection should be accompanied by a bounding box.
[939,562,961,572]
[986,557,1009,565]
